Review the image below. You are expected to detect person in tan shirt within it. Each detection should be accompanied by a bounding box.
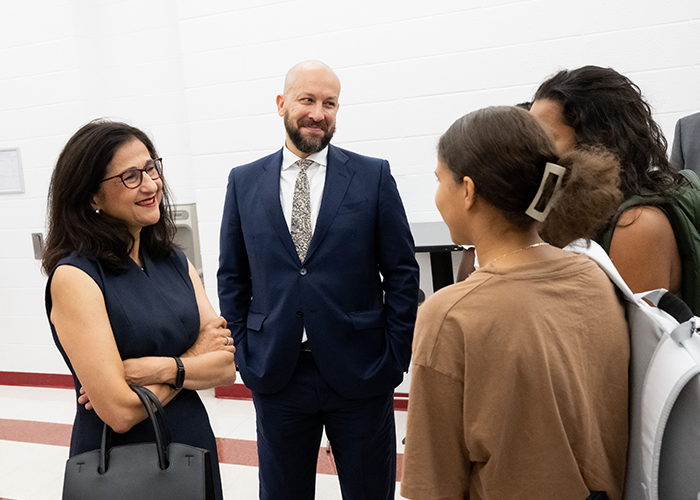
[401,106,629,500]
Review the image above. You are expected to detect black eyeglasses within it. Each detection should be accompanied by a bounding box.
[101,158,163,189]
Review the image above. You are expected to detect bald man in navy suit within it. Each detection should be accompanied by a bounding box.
[217,61,419,500]
[671,111,700,174]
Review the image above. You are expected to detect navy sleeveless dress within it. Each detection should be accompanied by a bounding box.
[45,249,223,500]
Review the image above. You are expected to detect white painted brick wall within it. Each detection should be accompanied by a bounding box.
[0,0,698,375]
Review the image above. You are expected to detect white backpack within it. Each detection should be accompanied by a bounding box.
[567,240,700,500]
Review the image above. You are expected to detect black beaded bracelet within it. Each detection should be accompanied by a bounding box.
[172,356,185,390]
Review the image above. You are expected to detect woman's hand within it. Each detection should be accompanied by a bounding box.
[183,316,235,358]
[114,317,233,391]
[78,386,93,410]
[78,383,177,416]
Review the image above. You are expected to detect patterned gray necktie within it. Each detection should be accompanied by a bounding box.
[291,158,313,262]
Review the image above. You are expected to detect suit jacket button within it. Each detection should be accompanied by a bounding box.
[299,268,307,276]
[296,310,303,317]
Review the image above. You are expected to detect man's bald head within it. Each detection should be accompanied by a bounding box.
[283,60,341,97]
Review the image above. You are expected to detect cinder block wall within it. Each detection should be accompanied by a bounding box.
[1,0,698,374]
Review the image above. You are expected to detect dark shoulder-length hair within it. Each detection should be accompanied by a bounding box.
[42,119,176,275]
[438,106,622,247]
[534,65,684,200]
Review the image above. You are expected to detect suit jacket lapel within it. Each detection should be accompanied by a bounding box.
[259,149,300,264]
[306,145,353,262]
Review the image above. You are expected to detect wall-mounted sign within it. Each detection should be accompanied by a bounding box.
[0,148,25,194]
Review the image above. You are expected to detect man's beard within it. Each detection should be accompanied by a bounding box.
[284,112,335,155]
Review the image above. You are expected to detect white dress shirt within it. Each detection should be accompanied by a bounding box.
[279,146,328,233]
[280,145,328,343]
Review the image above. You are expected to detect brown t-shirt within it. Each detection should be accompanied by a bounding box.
[401,253,629,500]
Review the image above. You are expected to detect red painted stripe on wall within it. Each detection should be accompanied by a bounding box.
[0,418,404,476]
[1,372,409,409]
[0,419,72,446]
[216,384,409,410]
[215,383,252,400]
[215,437,342,475]
[394,392,409,411]
[0,371,73,389]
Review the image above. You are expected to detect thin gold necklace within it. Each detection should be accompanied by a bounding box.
[489,242,549,265]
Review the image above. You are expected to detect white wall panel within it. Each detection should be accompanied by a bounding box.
[99,61,184,99]
[192,185,226,217]
[181,47,248,88]
[0,39,79,81]
[177,13,242,54]
[99,93,190,127]
[185,83,251,121]
[175,0,235,20]
[0,289,44,318]
[1,316,53,345]
[188,118,251,156]
[0,345,68,374]
[2,0,73,17]
[145,123,193,157]
[0,7,75,48]
[1,0,699,375]
[0,72,83,111]
[0,259,46,289]
[92,0,178,36]
[190,154,238,192]
[97,27,183,67]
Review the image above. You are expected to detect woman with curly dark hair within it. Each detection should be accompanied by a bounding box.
[531,65,700,311]
[43,120,236,499]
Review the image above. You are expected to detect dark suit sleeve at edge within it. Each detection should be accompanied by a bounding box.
[217,167,252,347]
[375,160,420,372]
[670,118,684,170]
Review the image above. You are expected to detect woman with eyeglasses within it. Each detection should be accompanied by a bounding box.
[400,107,629,500]
[42,119,235,499]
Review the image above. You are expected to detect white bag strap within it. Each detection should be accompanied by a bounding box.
[639,319,700,500]
[565,239,636,303]
[566,240,679,329]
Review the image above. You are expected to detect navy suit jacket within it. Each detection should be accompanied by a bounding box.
[671,111,700,175]
[217,145,419,399]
